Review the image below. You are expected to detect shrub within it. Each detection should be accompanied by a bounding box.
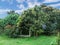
[4,25,18,38]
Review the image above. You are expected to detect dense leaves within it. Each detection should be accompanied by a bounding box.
[0,4,60,38]
[16,5,55,36]
[4,11,19,26]
[3,11,19,37]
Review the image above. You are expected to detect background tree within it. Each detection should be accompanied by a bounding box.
[3,11,19,37]
[4,11,19,26]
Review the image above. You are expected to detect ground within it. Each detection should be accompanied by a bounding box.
[0,35,57,45]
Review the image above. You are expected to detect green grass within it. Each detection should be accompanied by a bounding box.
[0,35,57,45]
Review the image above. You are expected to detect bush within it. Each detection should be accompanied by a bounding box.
[0,29,4,35]
[4,25,19,38]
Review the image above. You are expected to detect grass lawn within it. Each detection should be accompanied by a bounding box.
[0,35,57,45]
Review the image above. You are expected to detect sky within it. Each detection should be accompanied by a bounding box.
[0,0,60,18]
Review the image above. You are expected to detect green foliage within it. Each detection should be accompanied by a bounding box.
[4,25,19,38]
[4,11,19,26]
[16,5,50,36]
[0,4,60,37]
[2,11,19,37]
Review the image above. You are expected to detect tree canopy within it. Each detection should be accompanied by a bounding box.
[0,4,60,37]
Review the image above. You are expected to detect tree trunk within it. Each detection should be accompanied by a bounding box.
[34,31,38,37]
[36,31,38,37]
[20,30,22,35]
[34,31,36,37]
[29,30,31,37]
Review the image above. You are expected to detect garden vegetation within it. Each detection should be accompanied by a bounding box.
[0,4,60,45]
